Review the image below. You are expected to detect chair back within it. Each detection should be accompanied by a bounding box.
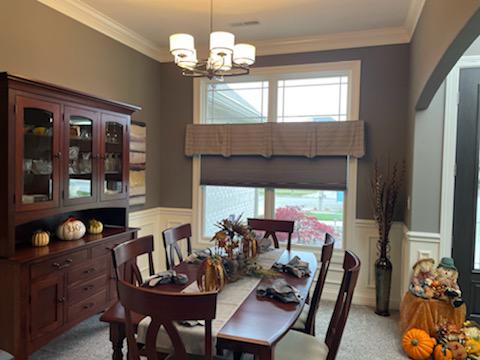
[117,280,217,360]
[111,235,155,285]
[247,218,295,251]
[325,250,360,360]
[304,233,335,335]
[162,223,193,270]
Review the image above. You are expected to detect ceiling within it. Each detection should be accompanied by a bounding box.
[38,0,425,62]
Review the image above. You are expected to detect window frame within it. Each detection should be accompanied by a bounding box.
[192,61,361,253]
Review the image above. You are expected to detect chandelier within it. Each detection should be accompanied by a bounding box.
[169,0,256,80]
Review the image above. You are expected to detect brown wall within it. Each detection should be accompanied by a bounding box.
[159,44,410,221]
[0,0,163,210]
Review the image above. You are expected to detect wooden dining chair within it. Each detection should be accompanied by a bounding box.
[247,218,295,251]
[292,233,335,335]
[111,235,155,285]
[117,279,225,360]
[162,223,193,270]
[275,250,361,360]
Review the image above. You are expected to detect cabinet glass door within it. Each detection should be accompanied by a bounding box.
[101,114,128,200]
[64,107,99,205]
[16,96,60,211]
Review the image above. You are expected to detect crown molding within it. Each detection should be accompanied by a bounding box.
[405,0,426,38]
[38,0,423,63]
[37,0,170,62]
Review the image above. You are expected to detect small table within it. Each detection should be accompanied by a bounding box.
[100,249,317,360]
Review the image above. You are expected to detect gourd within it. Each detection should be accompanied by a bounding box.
[401,328,436,360]
[31,230,50,247]
[433,344,452,360]
[466,339,480,355]
[88,219,104,235]
[197,256,225,292]
[57,217,86,241]
[447,341,467,360]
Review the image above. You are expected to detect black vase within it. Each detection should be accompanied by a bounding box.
[375,256,392,316]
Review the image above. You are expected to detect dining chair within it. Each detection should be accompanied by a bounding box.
[247,218,295,251]
[111,235,155,285]
[292,233,335,335]
[162,223,193,270]
[117,279,226,360]
[275,250,361,360]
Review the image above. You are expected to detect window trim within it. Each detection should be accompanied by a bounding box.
[192,60,361,253]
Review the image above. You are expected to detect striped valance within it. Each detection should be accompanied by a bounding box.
[185,121,365,158]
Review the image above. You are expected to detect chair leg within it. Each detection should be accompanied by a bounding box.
[233,351,242,360]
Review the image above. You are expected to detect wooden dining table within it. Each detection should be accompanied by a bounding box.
[100,249,317,360]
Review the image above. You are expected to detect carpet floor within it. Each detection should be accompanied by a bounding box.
[0,302,407,359]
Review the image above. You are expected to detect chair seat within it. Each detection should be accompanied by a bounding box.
[275,330,329,360]
[291,303,310,331]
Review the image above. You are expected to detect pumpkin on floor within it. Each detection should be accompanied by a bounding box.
[447,341,467,359]
[57,217,86,241]
[433,344,452,360]
[31,230,50,247]
[402,328,436,360]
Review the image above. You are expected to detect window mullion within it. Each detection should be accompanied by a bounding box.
[265,187,275,219]
[267,78,277,123]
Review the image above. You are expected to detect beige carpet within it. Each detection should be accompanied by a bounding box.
[0,302,407,359]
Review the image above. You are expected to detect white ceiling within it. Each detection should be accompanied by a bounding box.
[38,0,425,62]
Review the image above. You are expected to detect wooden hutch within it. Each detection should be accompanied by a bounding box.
[0,73,139,359]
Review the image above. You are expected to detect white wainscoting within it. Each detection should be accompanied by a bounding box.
[401,229,441,295]
[129,208,406,308]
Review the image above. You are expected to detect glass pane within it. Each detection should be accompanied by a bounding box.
[68,116,93,199]
[206,81,268,124]
[104,122,123,195]
[274,189,344,248]
[277,77,348,123]
[202,186,265,238]
[22,108,54,204]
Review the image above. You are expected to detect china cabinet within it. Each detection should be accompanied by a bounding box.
[0,73,140,359]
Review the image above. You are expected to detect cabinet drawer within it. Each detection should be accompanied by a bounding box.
[68,275,108,305]
[92,236,129,258]
[31,250,88,280]
[68,257,107,285]
[68,289,107,323]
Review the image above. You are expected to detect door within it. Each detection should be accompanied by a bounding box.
[30,273,65,340]
[63,106,100,206]
[15,96,61,212]
[100,113,129,201]
[453,67,480,321]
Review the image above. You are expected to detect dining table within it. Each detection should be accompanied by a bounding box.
[100,248,317,360]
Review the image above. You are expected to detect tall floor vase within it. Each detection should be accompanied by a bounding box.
[375,256,392,316]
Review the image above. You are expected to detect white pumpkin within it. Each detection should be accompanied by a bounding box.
[57,217,86,241]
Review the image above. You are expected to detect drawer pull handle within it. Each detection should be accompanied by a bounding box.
[83,285,94,291]
[83,302,94,310]
[83,268,96,274]
[57,297,65,303]
[52,259,73,270]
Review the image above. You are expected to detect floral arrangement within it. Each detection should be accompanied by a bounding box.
[211,214,257,259]
[371,160,404,258]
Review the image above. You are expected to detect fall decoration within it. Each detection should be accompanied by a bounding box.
[31,230,50,247]
[211,215,257,259]
[402,328,436,360]
[196,255,225,292]
[88,219,104,235]
[434,344,453,360]
[371,159,404,316]
[466,339,480,355]
[447,341,467,360]
[56,217,86,241]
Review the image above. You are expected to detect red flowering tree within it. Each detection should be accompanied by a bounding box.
[275,206,336,245]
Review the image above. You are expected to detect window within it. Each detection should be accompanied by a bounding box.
[195,62,360,249]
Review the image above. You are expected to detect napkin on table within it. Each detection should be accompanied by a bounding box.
[272,256,311,278]
[142,270,188,287]
[256,278,302,304]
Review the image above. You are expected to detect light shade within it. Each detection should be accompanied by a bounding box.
[169,33,195,57]
[208,53,232,71]
[176,50,198,69]
[210,31,235,55]
[233,43,256,66]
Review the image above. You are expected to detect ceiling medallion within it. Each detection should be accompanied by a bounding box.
[169,0,256,80]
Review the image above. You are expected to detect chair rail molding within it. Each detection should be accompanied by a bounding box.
[441,55,480,259]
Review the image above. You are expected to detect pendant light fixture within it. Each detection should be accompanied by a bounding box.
[169,0,256,80]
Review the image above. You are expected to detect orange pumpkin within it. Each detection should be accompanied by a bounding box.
[433,344,452,360]
[402,328,436,360]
